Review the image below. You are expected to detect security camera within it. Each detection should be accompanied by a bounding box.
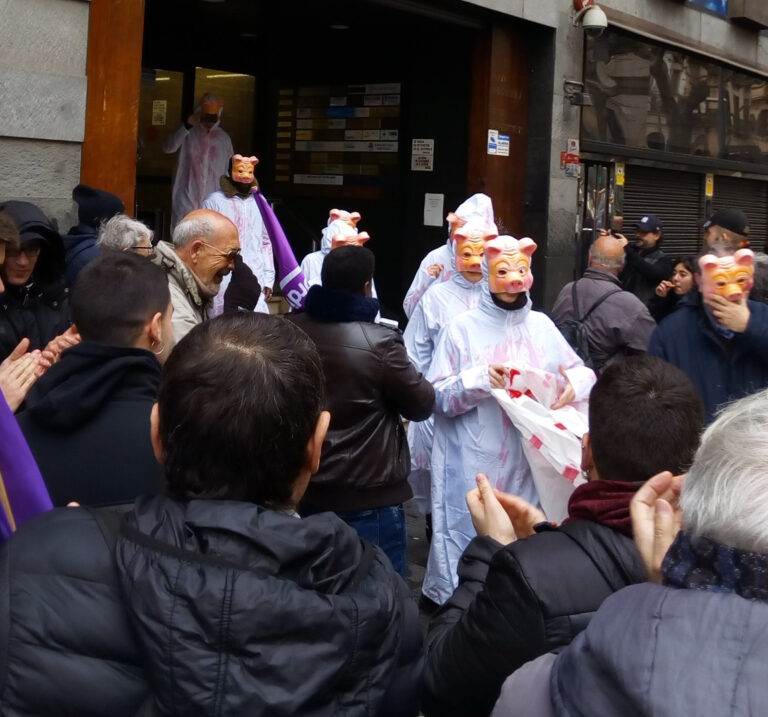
[581,6,608,37]
[573,3,608,38]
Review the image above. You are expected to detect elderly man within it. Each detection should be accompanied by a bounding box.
[551,232,656,373]
[492,388,768,716]
[152,209,239,343]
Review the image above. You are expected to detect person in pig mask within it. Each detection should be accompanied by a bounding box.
[203,154,274,315]
[422,235,596,606]
[649,244,768,424]
[403,193,496,319]
[300,209,378,299]
[402,216,497,535]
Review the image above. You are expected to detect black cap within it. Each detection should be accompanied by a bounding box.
[72,184,125,228]
[703,208,749,237]
[635,214,663,233]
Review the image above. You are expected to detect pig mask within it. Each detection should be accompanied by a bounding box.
[231,155,259,186]
[329,212,370,250]
[453,218,498,277]
[698,249,754,302]
[485,235,537,298]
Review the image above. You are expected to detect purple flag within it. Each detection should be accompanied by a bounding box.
[0,395,52,542]
[253,190,310,310]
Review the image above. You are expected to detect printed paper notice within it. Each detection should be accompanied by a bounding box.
[151,100,167,126]
[497,133,510,157]
[411,138,434,172]
[424,193,444,227]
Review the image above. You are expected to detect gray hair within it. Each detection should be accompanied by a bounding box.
[681,389,768,553]
[97,214,153,251]
[588,246,625,270]
[172,216,216,249]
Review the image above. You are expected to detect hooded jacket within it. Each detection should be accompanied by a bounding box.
[16,341,163,506]
[61,222,100,285]
[424,289,596,604]
[0,497,422,716]
[162,120,233,229]
[0,201,70,360]
[287,285,434,512]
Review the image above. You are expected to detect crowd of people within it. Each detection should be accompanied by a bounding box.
[1,140,768,715]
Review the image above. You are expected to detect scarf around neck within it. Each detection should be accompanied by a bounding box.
[663,531,768,602]
[563,479,639,537]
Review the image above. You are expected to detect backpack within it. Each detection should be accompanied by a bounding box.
[556,281,622,370]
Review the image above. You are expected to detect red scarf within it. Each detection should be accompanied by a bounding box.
[563,480,639,538]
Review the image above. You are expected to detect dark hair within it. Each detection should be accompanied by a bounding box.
[321,245,375,293]
[672,255,697,276]
[159,314,325,508]
[71,252,170,346]
[589,356,703,483]
[0,210,20,249]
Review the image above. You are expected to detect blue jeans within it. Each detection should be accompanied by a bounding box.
[335,505,407,578]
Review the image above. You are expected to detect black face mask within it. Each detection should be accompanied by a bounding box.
[491,292,527,311]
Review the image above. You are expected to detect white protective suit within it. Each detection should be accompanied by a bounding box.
[300,219,378,298]
[402,193,496,318]
[162,115,233,230]
[423,290,596,604]
[202,190,274,315]
[403,271,485,513]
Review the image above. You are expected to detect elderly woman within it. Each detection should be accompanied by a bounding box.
[97,213,154,257]
[492,388,768,716]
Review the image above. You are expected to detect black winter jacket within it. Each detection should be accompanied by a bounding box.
[619,244,673,307]
[422,520,646,717]
[287,286,435,512]
[0,497,422,716]
[16,342,163,506]
[0,201,70,360]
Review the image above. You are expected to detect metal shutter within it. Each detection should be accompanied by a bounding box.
[622,165,703,257]
[711,175,768,250]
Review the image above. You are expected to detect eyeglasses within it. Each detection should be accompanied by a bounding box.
[199,240,241,261]
[6,246,42,259]
[130,244,156,256]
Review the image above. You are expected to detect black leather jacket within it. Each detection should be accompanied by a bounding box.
[422,520,646,717]
[287,286,435,512]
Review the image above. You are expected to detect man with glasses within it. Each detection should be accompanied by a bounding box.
[0,201,78,362]
[152,209,240,342]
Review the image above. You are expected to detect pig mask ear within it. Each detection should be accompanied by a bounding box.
[699,255,720,273]
[734,248,755,267]
[484,244,504,261]
[517,237,537,258]
[329,209,343,222]
[349,212,361,226]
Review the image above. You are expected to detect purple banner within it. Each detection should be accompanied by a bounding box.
[253,190,310,310]
[0,395,52,542]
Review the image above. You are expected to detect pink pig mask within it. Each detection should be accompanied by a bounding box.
[698,249,754,302]
[328,211,370,250]
[484,236,537,298]
[453,218,498,276]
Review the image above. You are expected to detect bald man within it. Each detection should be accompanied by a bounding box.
[551,232,656,373]
[152,209,241,343]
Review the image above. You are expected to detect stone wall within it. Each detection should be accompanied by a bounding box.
[0,0,89,231]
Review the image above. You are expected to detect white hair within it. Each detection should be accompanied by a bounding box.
[681,389,768,553]
[97,214,153,251]
[172,216,216,249]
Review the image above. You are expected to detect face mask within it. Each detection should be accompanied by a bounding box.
[452,219,496,275]
[485,236,537,296]
[698,249,754,302]
[328,217,370,250]
[231,155,258,185]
